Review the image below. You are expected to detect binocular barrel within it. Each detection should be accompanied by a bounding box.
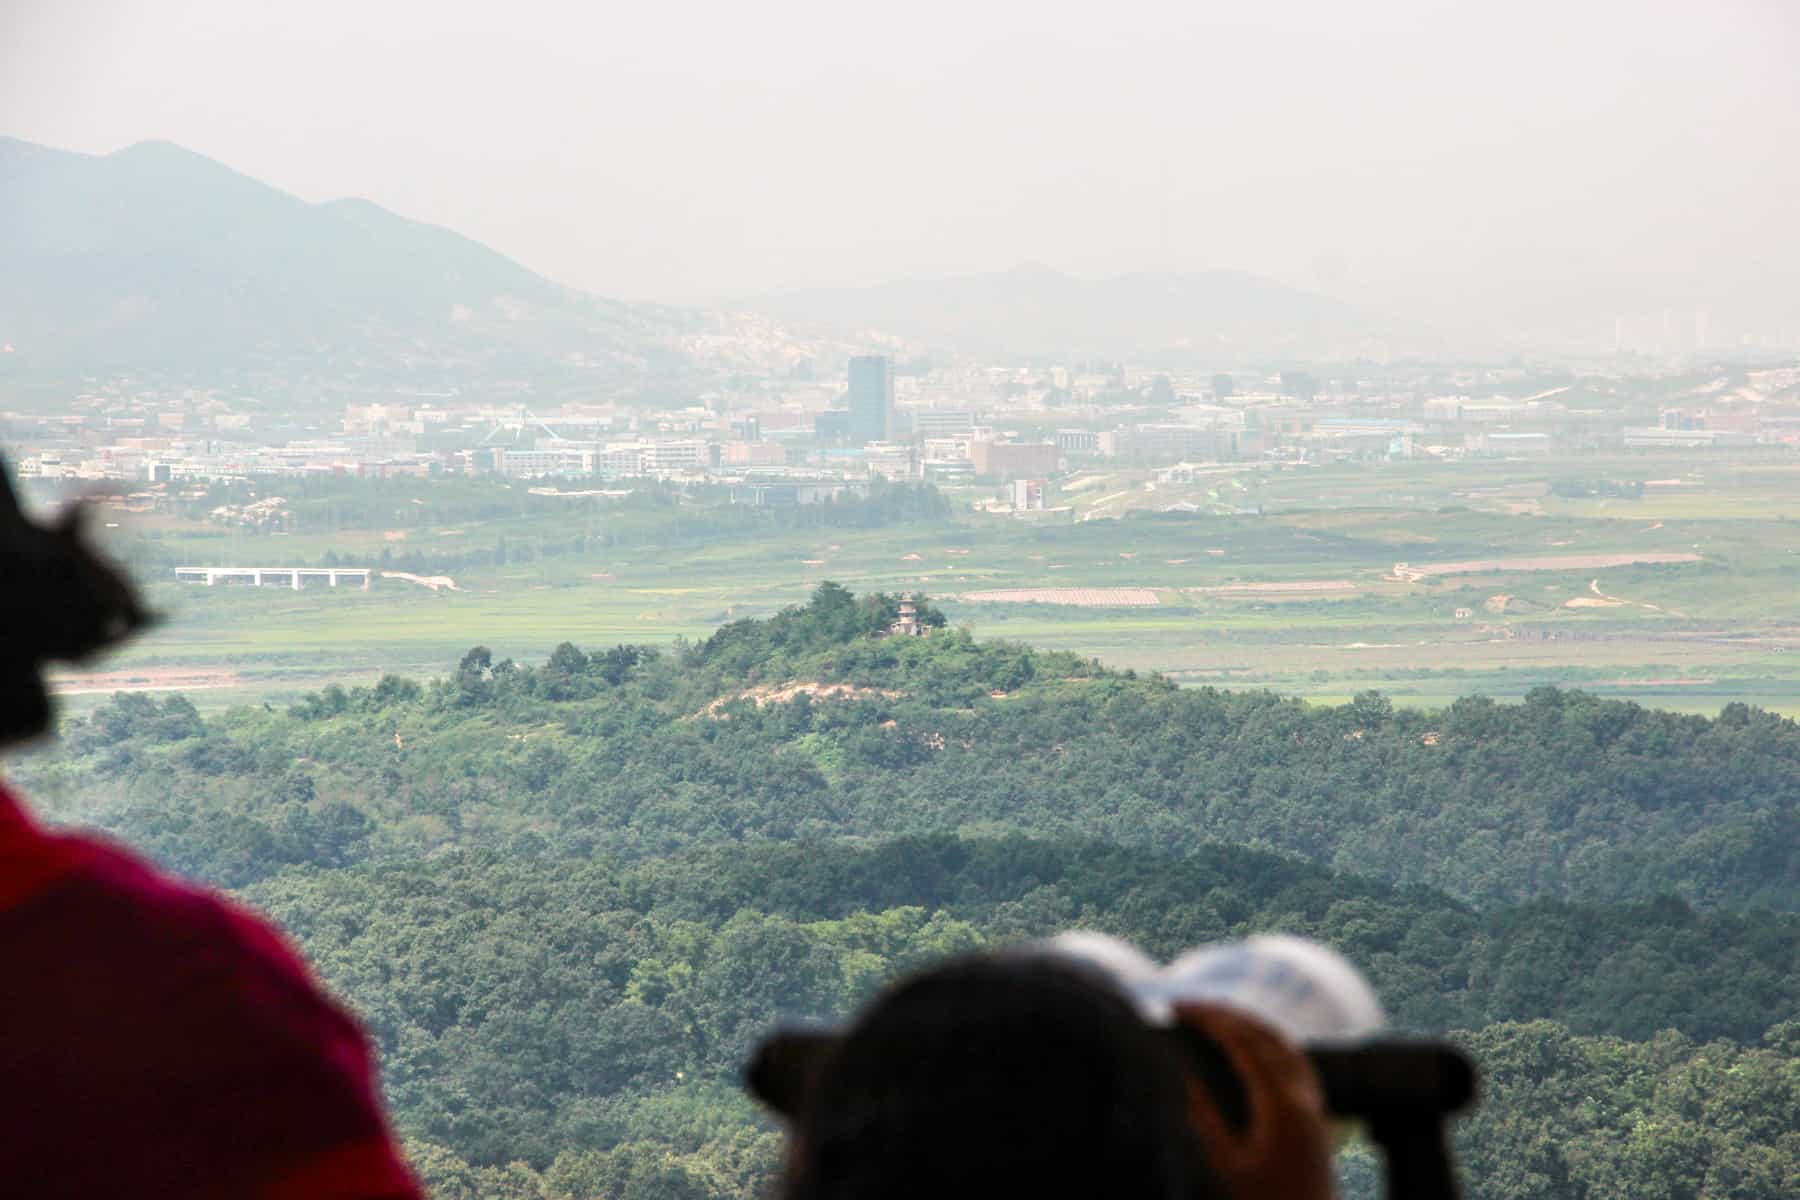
[1308,1040,1477,1120]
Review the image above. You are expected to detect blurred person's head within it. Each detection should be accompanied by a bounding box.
[0,458,148,747]
[779,952,1224,1200]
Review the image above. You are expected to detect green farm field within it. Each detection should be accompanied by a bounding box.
[53,449,1800,717]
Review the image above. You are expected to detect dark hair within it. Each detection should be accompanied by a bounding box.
[782,954,1222,1200]
[0,458,150,745]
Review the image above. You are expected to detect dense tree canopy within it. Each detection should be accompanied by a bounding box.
[41,583,1798,909]
[228,836,1799,1171]
[9,583,1798,1198]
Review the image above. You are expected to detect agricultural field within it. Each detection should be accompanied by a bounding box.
[48,448,1800,717]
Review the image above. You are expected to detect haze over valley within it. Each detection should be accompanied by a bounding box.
[4,5,1800,1198]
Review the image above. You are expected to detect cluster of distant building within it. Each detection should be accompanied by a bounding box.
[7,361,1798,518]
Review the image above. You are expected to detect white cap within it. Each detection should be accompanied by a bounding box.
[1036,931,1385,1044]
[1036,930,1163,989]
[1150,935,1385,1043]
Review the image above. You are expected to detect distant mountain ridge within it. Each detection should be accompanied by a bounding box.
[746,263,1376,362]
[0,137,787,393]
[1,135,1381,388]
[0,136,674,383]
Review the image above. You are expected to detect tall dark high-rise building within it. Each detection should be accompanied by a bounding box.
[847,355,894,445]
[1279,370,1318,404]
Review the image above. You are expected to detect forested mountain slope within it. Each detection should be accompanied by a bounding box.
[35,584,1798,910]
[234,838,1797,1165]
[9,583,1798,1199]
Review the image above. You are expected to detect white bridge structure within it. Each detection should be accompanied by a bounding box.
[175,566,372,590]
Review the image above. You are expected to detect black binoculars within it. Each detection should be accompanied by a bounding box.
[748,1028,1477,1200]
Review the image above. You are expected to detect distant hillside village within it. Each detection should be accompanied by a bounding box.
[8,359,1800,518]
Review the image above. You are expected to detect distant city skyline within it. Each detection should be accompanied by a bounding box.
[5,0,1798,348]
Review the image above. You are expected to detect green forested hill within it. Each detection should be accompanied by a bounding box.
[234,839,1798,1170]
[38,583,1798,909]
[9,583,1799,1199]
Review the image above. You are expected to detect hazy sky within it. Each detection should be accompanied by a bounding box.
[5,0,1798,333]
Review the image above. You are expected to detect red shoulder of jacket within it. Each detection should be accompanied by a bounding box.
[0,781,107,912]
[0,783,423,1199]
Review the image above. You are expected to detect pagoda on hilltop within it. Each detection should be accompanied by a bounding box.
[889,594,926,637]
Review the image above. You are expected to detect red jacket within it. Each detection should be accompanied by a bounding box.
[0,784,421,1199]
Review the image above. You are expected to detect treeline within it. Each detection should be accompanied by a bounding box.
[263,476,952,539]
[396,1021,1800,1200]
[50,592,1798,909]
[174,476,543,530]
[235,837,1799,1191]
[131,477,954,576]
[13,583,1799,1198]
[365,482,952,575]
[1447,1020,1799,1200]
[245,837,1798,1129]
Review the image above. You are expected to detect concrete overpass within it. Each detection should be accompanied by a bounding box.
[175,566,371,590]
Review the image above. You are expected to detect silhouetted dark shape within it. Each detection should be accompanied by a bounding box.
[0,457,150,744]
[770,954,1224,1200]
